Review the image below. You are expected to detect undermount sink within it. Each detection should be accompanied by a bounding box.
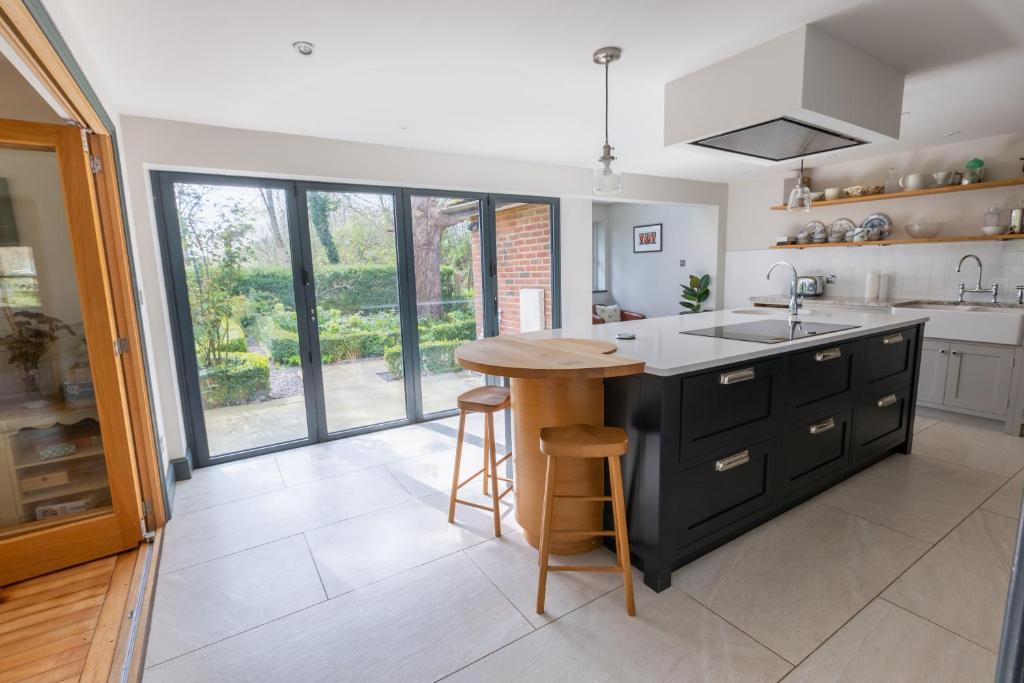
[733,308,829,317]
[893,300,1024,345]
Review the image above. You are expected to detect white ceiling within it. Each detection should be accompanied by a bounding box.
[44,0,1024,183]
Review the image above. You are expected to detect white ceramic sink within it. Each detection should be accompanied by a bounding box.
[733,308,830,317]
[892,301,1024,345]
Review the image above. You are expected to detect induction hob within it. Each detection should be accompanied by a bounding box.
[682,319,859,344]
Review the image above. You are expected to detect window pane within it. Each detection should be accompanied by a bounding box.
[495,202,553,334]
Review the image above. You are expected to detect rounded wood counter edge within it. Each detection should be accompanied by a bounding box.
[455,338,645,380]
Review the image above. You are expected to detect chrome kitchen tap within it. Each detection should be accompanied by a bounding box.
[766,260,802,315]
[956,254,998,304]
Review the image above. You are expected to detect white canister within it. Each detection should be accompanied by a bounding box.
[865,271,881,300]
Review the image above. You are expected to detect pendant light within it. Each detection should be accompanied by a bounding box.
[787,159,812,212]
[593,46,623,194]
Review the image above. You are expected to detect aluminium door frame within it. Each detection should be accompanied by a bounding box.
[153,170,319,467]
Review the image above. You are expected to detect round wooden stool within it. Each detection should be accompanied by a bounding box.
[536,424,635,617]
[447,386,513,536]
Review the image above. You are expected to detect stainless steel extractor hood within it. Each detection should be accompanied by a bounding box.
[665,26,904,165]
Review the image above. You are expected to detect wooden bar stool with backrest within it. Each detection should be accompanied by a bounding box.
[447,386,513,536]
[536,424,635,616]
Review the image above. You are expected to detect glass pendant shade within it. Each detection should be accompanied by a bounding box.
[593,158,623,194]
[787,184,812,212]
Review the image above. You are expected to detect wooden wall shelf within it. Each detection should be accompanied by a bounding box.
[769,176,1024,211]
[771,233,1024,250]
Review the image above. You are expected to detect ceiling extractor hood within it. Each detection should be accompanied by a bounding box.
[665,25,905,164]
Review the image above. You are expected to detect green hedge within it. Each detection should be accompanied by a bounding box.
[219,338,248,353]
[269,327,401,366]
[383,340,461,378]
[199,352,270,408]
[422,319,476,342]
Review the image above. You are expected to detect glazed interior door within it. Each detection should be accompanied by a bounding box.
[0,121,142,585]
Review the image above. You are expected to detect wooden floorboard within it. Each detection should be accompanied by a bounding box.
[0,542,155,683]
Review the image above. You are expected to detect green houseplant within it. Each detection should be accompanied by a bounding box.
[680,274,711,314]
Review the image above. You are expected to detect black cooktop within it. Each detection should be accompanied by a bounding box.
[682,319,860,344]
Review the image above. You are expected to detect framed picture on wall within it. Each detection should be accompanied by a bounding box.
[633,223,662,253]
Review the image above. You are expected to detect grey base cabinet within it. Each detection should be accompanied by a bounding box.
[918,339,1016,419]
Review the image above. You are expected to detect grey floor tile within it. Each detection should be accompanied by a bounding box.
[782,599,995,682]
[673,502,929,664]
[386,443,503,498]
[172,455,286,514]
[983,469,1024,519]
[146,536,326,665]
[912,415,940,434]
[815,453,1003,542]
[161,466,410,572]
[883,509,1017,651]
[912,420,1024,477]
[430,412,509,452]
[305,498,486,596]
[143,553,531,683]
[447,583,791,682]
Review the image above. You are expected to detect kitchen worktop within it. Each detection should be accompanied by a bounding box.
[524,308,929,377]
[749,295,907,311]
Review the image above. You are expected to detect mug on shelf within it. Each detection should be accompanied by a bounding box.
[899,173,928,192]
[824,187,842,200]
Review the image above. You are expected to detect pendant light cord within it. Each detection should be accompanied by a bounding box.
[604,61,610,146]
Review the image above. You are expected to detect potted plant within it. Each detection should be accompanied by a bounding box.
[0,309,76,400]
[680,274,711,314]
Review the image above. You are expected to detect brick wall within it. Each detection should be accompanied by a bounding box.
[470,203,553,335]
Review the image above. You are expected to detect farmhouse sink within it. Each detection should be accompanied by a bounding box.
[892,300,1024,345]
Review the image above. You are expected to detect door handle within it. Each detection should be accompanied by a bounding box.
[809,417,835,435]
[720,367,755,385]
[876,394,898,408]
[715,450,750,472]
[882,333,904,345]
[815,347,842,362]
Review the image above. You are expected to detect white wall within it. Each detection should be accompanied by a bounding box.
[117,116,728,466]
[599,202,720,317]
[725,132,1024,307]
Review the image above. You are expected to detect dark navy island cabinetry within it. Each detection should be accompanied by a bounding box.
[604,322,925,592]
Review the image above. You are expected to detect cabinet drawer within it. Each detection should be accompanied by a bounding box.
[779,410,852,496]
[786,340,859,420]
[673,439,773,548]
[853,386,911,460]
[861,326,918,392]
[679,358,781,462]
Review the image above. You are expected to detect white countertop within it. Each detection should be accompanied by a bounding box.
[749,295,906,311]
[527,308,929,377]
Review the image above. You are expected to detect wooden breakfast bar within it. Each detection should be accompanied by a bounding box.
[455,336,644,554]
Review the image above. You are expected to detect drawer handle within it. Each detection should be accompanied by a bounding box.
[882,333,904,345]
[808,417,835,435]
[720,367,756,385]
[715,451,750,472]
[876,394,898,408]
[815,347,842,362]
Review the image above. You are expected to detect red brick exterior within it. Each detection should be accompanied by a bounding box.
[470,204,553,335]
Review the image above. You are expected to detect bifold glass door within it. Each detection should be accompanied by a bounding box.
[155,173,558,465]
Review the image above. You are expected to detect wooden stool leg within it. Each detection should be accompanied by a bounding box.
[482,411,490,495]
[536,454,557,614]
[447,410,467,524]
[608,455,636,617]
[486,412,502,537]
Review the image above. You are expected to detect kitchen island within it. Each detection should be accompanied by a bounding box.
[459,308,929,592]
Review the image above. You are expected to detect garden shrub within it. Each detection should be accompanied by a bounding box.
[199,352,270,408]
[218,338,248,353]
[383,345,404,377]
[383,339,461,379]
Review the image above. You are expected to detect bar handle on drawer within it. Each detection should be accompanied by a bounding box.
[815,347,842,362]
[715,450,750,472]
[882,333,904,345]
[809,417,835,435]
[720,367,755,385]
[876,394,898,408]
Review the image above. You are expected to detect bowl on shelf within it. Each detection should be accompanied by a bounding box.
[843,185,884,197]
[905,222,945,239]
[982,225,1009,236]
[809,191,825,201]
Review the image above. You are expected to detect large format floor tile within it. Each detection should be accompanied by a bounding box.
[447,584,791,682]
[143,553,532,683]
[386,443,504,498]
[305,498,486,596]
[912,421,1024,477]
[146,536,326,666]
[431,411,510,452]
[160,467,410,572]
[673,502,929,664]
[172,455,286,514]
[815,454,1003,542]
[783,599,996,682]
[466,530,625,628]
[912,415,940,434]
[983,469,1024,519]
[883,509,1017,651]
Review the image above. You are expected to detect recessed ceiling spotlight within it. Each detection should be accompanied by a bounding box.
[946,130,961,137]
[901,111,911,116]
[398,123,409,130]
[293,41,314,56]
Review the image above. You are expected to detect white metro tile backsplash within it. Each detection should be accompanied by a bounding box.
[724,240,1024,308]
